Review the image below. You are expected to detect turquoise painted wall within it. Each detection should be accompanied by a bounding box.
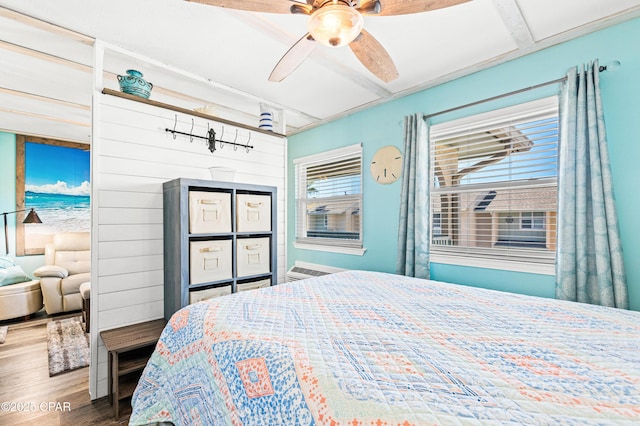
[1,132,18,254]
[0,131,44,275]
[288,17,640,310]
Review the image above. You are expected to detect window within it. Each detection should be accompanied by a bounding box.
[520,211,545,230]
[429,97,558,273]
[432,213,442,236]
[294,143,363,254]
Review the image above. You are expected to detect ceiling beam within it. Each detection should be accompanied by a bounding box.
[0,106,90,127]
[0,6,94,45]
[491,0,535,49]
[0,39,92,72]
[0,87,90,110]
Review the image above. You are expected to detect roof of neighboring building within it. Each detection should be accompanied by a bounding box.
[433,186,557,213]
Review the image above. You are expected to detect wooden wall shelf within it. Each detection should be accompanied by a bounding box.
[101,88,286,138]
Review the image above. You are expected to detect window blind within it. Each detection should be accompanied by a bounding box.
[295,144,362,248]
[429,97,558,265]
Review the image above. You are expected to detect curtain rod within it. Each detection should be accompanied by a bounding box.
[423,64,613,121]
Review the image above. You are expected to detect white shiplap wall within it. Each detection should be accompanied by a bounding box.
[90,92,287,399]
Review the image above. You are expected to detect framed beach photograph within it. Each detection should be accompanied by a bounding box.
[15,135,90,256]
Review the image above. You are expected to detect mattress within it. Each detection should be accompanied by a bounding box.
[129,270,640,425]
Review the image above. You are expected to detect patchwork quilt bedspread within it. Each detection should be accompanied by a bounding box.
[129,271,640,425]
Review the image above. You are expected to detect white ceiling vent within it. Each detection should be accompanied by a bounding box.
[286,261,346,282]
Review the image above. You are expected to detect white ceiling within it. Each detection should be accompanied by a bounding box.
[1,0,639,142]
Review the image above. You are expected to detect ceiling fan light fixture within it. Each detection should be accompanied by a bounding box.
[308,4,364,47]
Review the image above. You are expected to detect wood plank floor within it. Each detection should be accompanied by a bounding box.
[0,314,130,425]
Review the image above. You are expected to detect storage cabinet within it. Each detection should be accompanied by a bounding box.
[163,178,277,320]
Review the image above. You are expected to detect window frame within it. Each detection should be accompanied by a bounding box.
[293,143,366,256]
[428,96,558,275]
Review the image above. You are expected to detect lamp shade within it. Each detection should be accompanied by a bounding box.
[2,208,42,254]
[23,208,42,224]
[308,4,364,47]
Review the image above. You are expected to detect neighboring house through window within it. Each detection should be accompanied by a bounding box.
[429,97,558,274]
[293,143,364,255]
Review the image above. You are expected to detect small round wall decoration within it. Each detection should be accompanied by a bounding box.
[370,145,403,184]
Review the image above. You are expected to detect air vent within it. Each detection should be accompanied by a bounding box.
[286,262,345,282]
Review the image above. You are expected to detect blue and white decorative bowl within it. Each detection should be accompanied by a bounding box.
[117,69,153,99]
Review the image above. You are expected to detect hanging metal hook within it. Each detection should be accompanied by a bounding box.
[233,129,239,151]
[189,119,194,142]
[219,126,225,149]
[172,115,177,139]
[245,133,252,153]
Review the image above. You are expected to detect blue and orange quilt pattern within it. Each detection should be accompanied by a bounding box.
[130,271,640,425]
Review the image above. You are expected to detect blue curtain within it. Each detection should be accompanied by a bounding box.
[556,60,628,309]
[396,114,430,279]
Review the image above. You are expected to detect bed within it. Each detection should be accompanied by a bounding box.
[129,270,640,425]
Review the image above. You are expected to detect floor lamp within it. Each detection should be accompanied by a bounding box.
[2,208,42,255]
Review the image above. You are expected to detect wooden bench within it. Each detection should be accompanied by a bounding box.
[100,319,166,419]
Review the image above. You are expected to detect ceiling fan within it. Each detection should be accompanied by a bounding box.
[188,0,470,83]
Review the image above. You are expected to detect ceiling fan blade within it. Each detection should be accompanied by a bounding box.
[186,0,302,14]
[269,34,316,82]
[376,0,470,16]
[349,29,398,83]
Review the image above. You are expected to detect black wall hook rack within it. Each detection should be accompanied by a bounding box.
[165,115,253,154]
